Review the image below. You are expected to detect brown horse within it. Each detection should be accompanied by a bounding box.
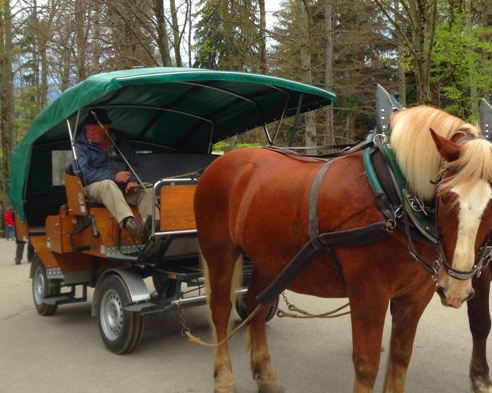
[194,105,492,393]
[468,270,492,393]
[467,98,492,393]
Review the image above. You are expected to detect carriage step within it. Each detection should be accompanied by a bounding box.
[124,294,208,315]
[124,288,248,315]
[43,293,87,306]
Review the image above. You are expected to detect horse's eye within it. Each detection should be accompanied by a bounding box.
[439,195,449,206]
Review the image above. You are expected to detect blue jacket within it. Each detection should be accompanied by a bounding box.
[74,129,141,186]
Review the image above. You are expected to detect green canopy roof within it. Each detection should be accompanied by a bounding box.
[10,67,336,220]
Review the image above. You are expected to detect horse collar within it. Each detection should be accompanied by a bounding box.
[363,132,438,245]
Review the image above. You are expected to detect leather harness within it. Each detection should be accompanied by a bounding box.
[257,138,399,305]
[257,88,492,305]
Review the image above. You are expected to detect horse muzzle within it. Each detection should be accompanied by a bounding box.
[436,282,475,308]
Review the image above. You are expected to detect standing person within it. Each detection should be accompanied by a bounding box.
[3,208,15,241]
[15,240,34,265]
[74,109,155,243]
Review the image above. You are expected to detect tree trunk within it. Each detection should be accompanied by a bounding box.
[299,0,316,152]
[152,0,171,66]
[324,0,334,145]
[169,0,182,66]
[75,0,87,81]
[0,0,14,198]
[259,0,266,73]
[466,0,478,116]
[187,0,192,66]
[221,0,233,69]
[396,0,406,105]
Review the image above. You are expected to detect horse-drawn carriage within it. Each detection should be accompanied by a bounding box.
[14,67,492,392]
[11,67,335,354]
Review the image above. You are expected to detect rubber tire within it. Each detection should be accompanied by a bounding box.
[31,255,59,316]
[236,295,279,322]
[97,274,144,354]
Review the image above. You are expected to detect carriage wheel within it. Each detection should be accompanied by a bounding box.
[31,255,59,316]
[236,294,279,322]
[97,274,143,354]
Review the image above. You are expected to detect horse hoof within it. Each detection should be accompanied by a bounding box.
[214,374,236,393]
[215,386,236,393]
[472,376,492,393]
[258,384,284,393]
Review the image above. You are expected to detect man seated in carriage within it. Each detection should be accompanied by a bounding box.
[74,108,156,243]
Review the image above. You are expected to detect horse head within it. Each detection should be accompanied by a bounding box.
[431,129,492,308]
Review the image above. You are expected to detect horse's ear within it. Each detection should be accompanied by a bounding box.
[430,128,462,162]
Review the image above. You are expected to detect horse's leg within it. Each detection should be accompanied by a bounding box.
[205,250,242,393]
[349,292,390,393]
[382,287,435,393]
[247,272,284,393]
[468,268,492,393]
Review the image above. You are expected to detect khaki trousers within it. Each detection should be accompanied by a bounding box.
[85,180,156,226]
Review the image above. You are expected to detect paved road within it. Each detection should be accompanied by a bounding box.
[0,238,483,392]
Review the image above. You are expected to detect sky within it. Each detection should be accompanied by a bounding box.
[265,0,285,28]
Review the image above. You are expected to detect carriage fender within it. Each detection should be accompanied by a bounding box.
[91,268,151,317]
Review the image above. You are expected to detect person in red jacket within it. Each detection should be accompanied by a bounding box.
[3,208,15,241]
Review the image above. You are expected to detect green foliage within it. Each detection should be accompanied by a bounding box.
[4,0,492,175]
[193,0,264,71]
[192,0,225,69]
[431,5,492,118]
[212,140,261,153]
[14,84,43,143]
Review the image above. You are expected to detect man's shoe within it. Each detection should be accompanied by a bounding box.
[125,216,152,243]
[142,215,152,240]
[15,259,20,265]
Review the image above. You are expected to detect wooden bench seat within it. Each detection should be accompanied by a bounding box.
[23,153,219,235]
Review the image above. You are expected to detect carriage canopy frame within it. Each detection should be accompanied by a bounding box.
[10,67,335,221]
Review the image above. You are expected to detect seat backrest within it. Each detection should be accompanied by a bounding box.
[64,173,89,216]
[160,184,197,231]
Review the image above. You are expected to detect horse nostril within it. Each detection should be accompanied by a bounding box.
[436,286,446,301]
[465,289,475,302]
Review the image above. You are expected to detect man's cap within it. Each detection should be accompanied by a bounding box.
[84,108,112,124]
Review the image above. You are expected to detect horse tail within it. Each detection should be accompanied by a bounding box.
[230,254,244,329]
[202,252,244,338]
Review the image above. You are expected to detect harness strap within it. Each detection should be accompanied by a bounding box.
[264,141,374,161]
[257,156,394,305]
[256,221,393,305]
[367,134,442,276]
[402,206,438,277]
[308,160,333,244]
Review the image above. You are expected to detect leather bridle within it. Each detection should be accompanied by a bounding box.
[433,189,492,280]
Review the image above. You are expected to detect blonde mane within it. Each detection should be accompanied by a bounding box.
[390,106,482,202]
[438,139,492,198]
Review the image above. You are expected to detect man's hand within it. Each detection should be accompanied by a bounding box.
[125,181,139,193]
[115,171,131,184]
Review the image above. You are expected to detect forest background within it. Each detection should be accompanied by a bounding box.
[0,0,491,208]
